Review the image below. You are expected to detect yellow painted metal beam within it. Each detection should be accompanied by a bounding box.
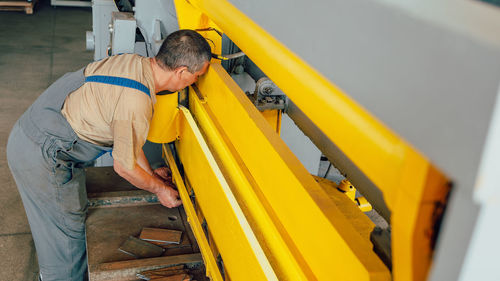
[193,63,390,280]
[172,107,278,280]
[188,85,310,280]
[164,145,223,281]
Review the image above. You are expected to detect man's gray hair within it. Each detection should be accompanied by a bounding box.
[155,29,212,73]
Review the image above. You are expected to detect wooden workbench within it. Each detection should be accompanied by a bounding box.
[85,167,207,281]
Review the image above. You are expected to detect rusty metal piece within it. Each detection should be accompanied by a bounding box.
[89,253,203,281]
[88,190,159,208]
[118,236,164,259]
[152,274,192,281]
[139,228,183,245]
[137,265,186,280]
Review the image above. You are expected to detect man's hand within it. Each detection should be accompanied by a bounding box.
[153,167,182,208]
[153,167,172,183]
[156,183,182,208]
[114,160,182,208]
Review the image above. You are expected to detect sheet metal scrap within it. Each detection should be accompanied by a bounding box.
[152,274,192,281]
[162,234,192,250]
[118,236,164,259]
[139,227,183,245]
[137,265,190,280]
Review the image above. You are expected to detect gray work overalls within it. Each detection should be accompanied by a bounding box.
[6,68,151,281]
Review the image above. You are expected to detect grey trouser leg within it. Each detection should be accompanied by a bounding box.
[7,122,88,281]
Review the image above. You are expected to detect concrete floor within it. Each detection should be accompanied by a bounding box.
[0,2,92,279]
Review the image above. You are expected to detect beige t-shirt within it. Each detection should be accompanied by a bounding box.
[61,54,156,170]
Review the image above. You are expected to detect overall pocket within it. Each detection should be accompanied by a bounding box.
[53,160,88,233]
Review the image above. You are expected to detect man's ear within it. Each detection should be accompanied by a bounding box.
[174,66,189,77]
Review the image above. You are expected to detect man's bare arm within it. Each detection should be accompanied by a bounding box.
[136,148,154,175]
[113,158,181,208]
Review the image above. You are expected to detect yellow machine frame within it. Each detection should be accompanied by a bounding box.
[157,0,451,280]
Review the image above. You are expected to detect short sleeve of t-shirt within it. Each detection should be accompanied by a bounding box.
[111,92,153,170]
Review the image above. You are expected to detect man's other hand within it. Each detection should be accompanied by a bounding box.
[156,184,182,208]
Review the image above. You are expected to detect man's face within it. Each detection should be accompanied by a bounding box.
[173,61,210,91]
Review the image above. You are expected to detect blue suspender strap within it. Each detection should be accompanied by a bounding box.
[85,75,151,97]
[93,148,113,161]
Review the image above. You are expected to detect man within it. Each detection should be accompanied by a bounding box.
[6,29,211,281]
